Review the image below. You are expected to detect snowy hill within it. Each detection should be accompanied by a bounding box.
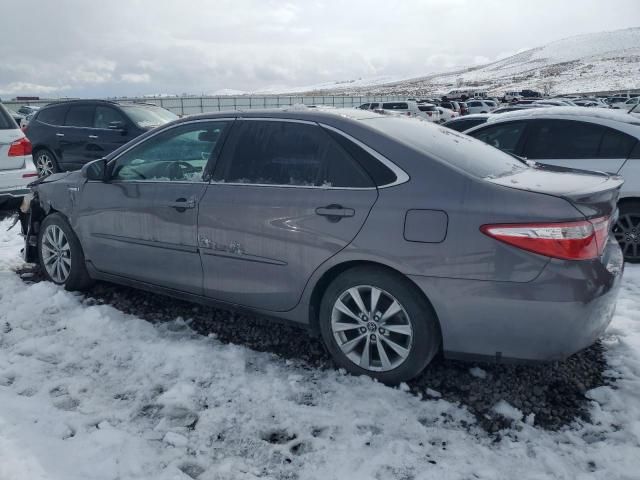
[287,27,640,97]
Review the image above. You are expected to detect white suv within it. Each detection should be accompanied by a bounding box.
[0,104,37,210]
[360,101,440,122]
[465,100,497,114]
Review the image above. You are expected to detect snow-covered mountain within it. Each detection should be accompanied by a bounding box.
[287,27,640,97]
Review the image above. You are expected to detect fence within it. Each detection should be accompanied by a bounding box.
[3,95,407,116]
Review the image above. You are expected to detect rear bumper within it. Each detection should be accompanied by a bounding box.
[409,238,624,362]
[0,156,37,201]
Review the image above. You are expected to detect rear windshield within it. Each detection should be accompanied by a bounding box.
[0,104,17,130]
[362,115,527,179]
[382,102,408,110]
[120,105,178,128]
[418,105,437,111]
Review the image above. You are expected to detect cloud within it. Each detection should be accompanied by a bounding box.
[0,0,638,98]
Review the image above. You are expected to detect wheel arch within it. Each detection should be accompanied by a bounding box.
[307,259,443,344]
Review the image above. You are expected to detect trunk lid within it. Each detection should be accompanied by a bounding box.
[486,163,623,218]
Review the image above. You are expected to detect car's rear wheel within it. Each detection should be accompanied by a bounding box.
[38,213,93,290]
[614,201,640,263]
[34,149,58,177]
[319,266,440,384]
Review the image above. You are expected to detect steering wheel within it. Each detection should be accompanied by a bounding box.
[165,161,199,180]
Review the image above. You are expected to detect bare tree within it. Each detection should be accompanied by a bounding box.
[542,80,555,97]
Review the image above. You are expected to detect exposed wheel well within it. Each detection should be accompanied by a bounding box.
[307,260,442,343]
[618,197,640,207]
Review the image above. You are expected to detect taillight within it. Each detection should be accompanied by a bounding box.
[480,216,610,260]
[7,137,32,157]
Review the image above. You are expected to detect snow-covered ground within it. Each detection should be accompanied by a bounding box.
[1,217,639,480]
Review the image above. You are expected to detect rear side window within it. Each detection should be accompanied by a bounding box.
[523,120,605,159]
[37,105,68,126]
[65,105,95,127]
[468,121,526,154]
[598,129,637,158]
[0,104,16,129]
[325,128,396,186]
[215,121,373,188]
[382,102,408,110]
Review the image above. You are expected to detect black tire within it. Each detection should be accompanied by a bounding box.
[614,200,640,263]
[319,266,441,384]
[34,149,59,177]
[38,213,93,290]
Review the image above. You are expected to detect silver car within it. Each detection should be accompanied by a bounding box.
[464,107,640,262]
[23,109,624,383]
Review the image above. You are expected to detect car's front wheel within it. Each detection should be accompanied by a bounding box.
[319,266,440,384]
[34,149,58,177]
[38,213,93,290]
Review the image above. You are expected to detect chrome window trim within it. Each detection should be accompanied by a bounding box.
[319,123,410,188]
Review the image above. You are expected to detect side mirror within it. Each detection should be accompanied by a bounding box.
[108,121,127,134]
[82,158,107,181]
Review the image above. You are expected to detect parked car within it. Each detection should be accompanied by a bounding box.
[23,108,624,383]
[20,112,36,131]
[5,107,24,125]
[25,100,178,176]
[465,100,496,114]
[457,102,469,115]
[503,91,522,103]
[439,101,461,115]
[17,105,40,116]
[492,105,544,114]
[520,89,542,98]
[416,103,441,122]
[436,105,459,122]
[0,104,37,210]
[608,97,632,109]
[441,114,489,131]
[616,97,640,111]
[464,107,640,261]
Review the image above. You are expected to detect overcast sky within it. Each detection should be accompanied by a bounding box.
[1,0,639,98]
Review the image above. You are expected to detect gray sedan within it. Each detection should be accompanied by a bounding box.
[23,109,624,383]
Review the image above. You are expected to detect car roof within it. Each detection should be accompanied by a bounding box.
[482,106,640,127]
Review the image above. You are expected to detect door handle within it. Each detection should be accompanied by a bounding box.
[56,133,64,137]
[166,197,196,212]
[315,204,355,222]
[88,135,99,139]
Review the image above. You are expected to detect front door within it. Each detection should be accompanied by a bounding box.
[74,120,233,294]
[59,104,95,170]
[198,119,378,312]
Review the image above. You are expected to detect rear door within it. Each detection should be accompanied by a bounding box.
[198,119,378,311]
[59,104,95,169]
[521,119,633,173]
[75,120,232,294]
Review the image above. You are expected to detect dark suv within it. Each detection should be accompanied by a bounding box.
[25,100,177,176]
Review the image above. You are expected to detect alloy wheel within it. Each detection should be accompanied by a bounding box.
[41,225,72,283]
[331,285,414,372]
[35,152,55,177]
[614,213,640,261]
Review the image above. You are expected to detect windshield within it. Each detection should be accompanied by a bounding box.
[362,115,527,179]
[120,105,178,128]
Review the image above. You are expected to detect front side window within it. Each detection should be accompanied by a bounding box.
[94,106,127,129]
[214,120,373,188]
[468,121,526,154]
[523,120,604,159]
[111,121,229,182]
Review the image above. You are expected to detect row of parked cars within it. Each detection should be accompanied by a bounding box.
[0,96,635,384]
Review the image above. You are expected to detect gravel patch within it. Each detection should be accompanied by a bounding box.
[16,264,609,432]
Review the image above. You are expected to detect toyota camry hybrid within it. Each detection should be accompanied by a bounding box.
[22,108,624,384]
